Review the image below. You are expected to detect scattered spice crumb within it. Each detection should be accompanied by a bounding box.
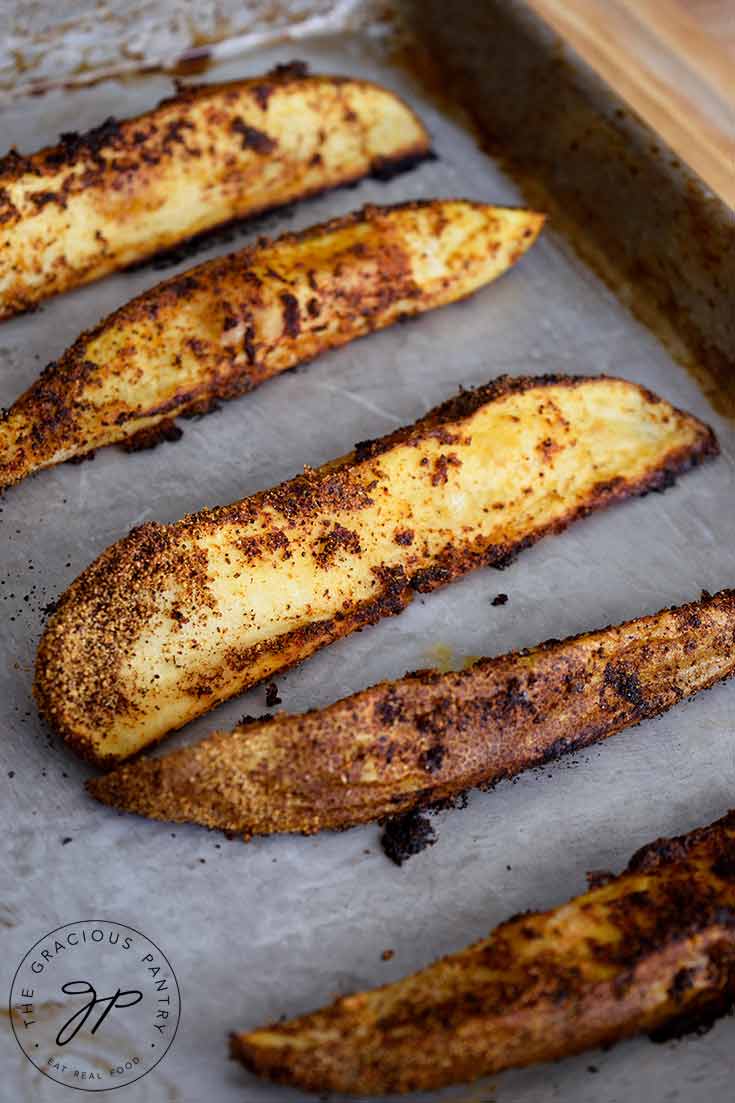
[381,949,394,961]
[265,682,282,707]
[7,771,14,778]
[491,593,508,606]
[380,810,436,865]
[61,837,72,845]
[239,713,272,727]
[588,1066,599,1074]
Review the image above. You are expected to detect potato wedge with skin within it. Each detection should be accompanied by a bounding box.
[87,589,735,836]
[0,199,544,490]
[34,375,717,766]
[0,62,431,319]
[231,810,735,1095]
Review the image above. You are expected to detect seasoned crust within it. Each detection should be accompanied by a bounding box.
[34,374,718,765]
[0,199,544,489]
[87,588,735,836]
[0,62,431,317]
[231,809,735,1094]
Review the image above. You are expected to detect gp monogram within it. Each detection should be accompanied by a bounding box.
[9,920,181,1091]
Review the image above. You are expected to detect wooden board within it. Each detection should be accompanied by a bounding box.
[526,0,735,206]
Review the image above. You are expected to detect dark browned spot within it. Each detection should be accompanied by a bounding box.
[431,453,461,486]
[713,853,735,881]
[243,325,257,365]
[265,530,290,556]
[44,116,122,168]
[230,119,277,154]
[120,418,183,453]
[280,292,300,338]
[30,191,63,210]
[420,743,445,774]
[313,523,361,568]
[537,436,562,462]
[603,662,646,710]
[375,689,404,727]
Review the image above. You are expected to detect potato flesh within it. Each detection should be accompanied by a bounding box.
[232,812,735,1094]
[34,376,716,764]
[0,200,543,488]
[0,71,429,317]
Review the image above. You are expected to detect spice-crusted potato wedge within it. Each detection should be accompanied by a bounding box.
[35,375,717,765]
[87,589,735,836]
[0,199,544,490]
[231,810,735,1095]
[0,62,431,320]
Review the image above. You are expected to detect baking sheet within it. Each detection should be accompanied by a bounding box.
[2,30,735,1103]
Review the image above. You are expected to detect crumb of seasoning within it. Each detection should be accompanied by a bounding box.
[381,949,394,961]
[61,837,72,845]
[588,1066,599,1074]
[380,810,436,866]
[7,771,14,779]
[491,593,508,606]
[265,681,282,707]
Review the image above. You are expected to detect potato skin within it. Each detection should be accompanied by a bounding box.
[87,589,735,836]
[0,63,430,319]
[0,199,544,490]
[232,809,735,1094]
[35,374,717,766]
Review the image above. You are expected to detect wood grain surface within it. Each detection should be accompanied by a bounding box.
[527,0,735,206]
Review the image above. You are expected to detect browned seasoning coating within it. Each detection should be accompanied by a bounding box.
[230,809,735,1094]
[0,199,544,490]
[88,589,735,836]
[0,62,432,318]
[36,374,717,766]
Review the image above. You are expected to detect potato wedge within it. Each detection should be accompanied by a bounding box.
[0,62,431,320]
[34,375,717,765]
[231,809,735,1094]
[0,199,544,490]
[87,589,735,836]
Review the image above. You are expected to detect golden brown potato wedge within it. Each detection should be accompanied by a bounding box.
[0,199,544,490]
[0,62,431,319]
[231,809,735,1095]
[87,589,735,837]
[35,375,717,766]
